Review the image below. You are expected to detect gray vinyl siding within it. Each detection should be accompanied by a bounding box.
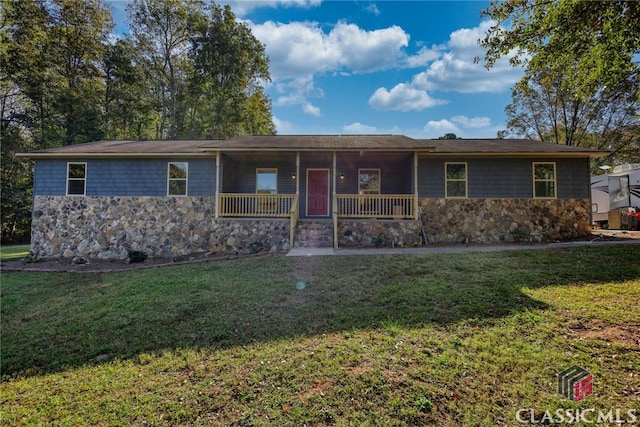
[418,157,590,199]
[220,153,297,194]
[335,152,413,195]
[34,158,216,196]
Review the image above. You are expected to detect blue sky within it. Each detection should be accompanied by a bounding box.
[109,1,525,138]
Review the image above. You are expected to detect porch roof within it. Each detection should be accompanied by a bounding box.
[18,135,607,158]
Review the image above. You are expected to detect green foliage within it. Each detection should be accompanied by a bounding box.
[481,1,640,168]
[480,0,640,101]
[371,232,388,247]
[127,250,148,263]
[437,133,461,140]
[503,66,639,166]
[0,0,276,241]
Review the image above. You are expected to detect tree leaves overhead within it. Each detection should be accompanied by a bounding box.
[480,0,640,101]
[480,0,640,167]
[1,0,276,242]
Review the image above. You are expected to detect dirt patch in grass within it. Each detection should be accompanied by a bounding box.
[571,320,640,348]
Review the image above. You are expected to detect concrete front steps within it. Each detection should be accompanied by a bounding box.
[293,220,334,248]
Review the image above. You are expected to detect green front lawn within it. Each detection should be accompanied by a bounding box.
[1,246,639,425]
[0,244,30,261]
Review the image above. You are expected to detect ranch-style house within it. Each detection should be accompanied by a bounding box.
[18,135,605,259]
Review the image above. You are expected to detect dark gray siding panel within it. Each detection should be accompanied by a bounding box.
[34,160,68,195]
[221,153,297,194]
[468,159,532,198]
[419,157,590,199]
[335,152,413,195]
[557,158,590,198]
[418,158,445,198]
[34,158,216,196]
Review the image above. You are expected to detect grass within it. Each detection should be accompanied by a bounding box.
[0,244,30,261]
[1,246,639,426]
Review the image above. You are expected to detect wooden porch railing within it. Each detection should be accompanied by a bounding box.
[218,193,296,217]
[289,194,299,248]
[336,194,416,219]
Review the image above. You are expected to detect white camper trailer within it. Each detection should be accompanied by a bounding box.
[591,163,640,229]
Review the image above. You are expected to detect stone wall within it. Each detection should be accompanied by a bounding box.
[30,195,593,259]
[338,220,423,248]
[31,196,290,259]
[419,198,591,243]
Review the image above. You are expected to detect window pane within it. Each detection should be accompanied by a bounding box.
[257,171,277,194]
[169,180,187,196]
[447,181,466,198]
[68,163,85,179]
[535,181,555,198]
[446,163,466,180]
[68,180,85,195]
[359,170,380,193]
[169,163,188,179]
[534,164,554,180]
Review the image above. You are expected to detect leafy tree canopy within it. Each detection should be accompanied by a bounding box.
[480,0,640,101]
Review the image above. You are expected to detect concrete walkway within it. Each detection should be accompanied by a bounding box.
[286,239,640,257]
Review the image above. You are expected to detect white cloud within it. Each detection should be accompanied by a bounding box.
[369,21,524,112]
[342,122,378,134]
[411,21,522,93]
[451,115,491,128]
[424,119,458,134]
[250,20,410,79]
[251,21,340,80]
[403,46,441,68]
[302,103,321,117]
[422,115,493,138]
[274,76,323,116]
[369,83,447,112]
[272,116,295,133]
[365,3,381,16]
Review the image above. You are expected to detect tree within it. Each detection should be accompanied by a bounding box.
[48,0,113,145]
[504,67,639,166]
[188,4,272,138]
[102,39,159,139]
[480,0,640,101]
[127,0,206,139]
[437,133,461,140]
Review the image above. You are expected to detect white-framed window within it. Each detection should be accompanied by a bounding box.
[256,168,277,194]
[168,162,188,196]
[358,168,380,195]
[533,162,556,198]
[445,162,467,198]
[67,162,86,195]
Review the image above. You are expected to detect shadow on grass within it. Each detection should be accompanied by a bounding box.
[2,246,639,379]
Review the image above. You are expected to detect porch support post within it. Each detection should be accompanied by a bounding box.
[333,151,338,249]
[296,151,300,195]
[215,151,220,219]
[414,151,419,220]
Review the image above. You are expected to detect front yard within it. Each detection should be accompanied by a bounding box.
[1,246,639,425]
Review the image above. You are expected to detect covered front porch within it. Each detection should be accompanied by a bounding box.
[213,150,420,249]
[214,150,419,220]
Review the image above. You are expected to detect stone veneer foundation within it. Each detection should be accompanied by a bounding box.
[31,196,290,259]
[419,198,592,243]
[30,196,592,259]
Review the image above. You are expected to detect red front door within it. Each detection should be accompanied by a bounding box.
[307,170,329,216]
